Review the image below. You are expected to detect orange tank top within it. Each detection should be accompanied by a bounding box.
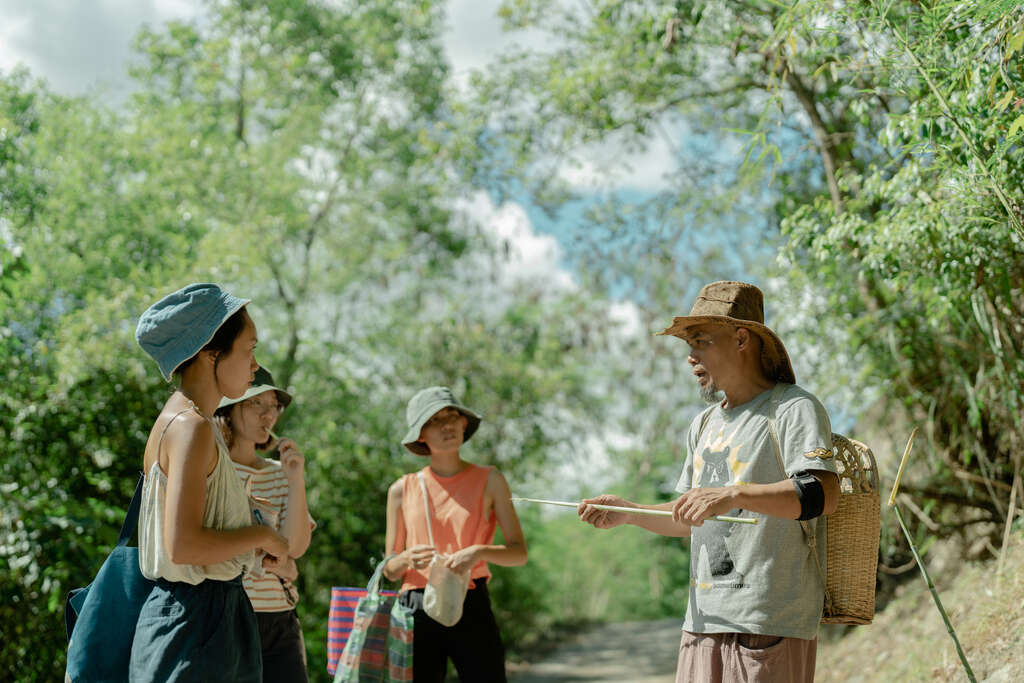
[398,464,497,592]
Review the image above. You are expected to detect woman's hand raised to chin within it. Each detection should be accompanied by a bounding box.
[277,438,306,481]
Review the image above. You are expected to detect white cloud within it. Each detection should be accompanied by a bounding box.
[556,129,681,192]
[0,0,201,97]
[443,0,549,89]
[607,300,644,339]
[455,191,576,294]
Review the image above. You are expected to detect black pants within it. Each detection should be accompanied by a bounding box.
[399,582,507,683]
[254,609,308,683]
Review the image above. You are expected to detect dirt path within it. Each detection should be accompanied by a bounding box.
[508,619,681,683]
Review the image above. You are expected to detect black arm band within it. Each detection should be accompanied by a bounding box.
[791,469,825,520]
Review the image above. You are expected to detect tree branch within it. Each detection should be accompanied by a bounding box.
[782,65,844,213]
[897,484,1001,517]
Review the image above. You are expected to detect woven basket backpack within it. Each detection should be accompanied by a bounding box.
[697,383,881,625]
[766,383,881,625]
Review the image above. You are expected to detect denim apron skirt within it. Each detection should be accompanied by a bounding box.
[129,575,261,682]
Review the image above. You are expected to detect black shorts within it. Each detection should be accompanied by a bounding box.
[254,609,307,683]
[399,582,507,683]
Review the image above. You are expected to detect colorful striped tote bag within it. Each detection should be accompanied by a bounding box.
[329,558,413,682]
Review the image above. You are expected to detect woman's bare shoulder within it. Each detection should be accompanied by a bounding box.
[147,408,216,470]
[387,475,408,500]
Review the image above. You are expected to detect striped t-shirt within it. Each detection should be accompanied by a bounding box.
[233,457,316,613]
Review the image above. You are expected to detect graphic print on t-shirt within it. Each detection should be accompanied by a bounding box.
[691,423,750,591]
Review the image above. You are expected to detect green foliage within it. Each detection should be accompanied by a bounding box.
[467,0,1024,600]
[0,1,640,680]
[777,1,1024,558]
[14,0,1024,678]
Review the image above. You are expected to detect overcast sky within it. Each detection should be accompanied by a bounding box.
[0,0,542,98]
[0,0,681,190]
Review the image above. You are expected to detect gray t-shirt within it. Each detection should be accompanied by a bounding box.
[674,382,837,640]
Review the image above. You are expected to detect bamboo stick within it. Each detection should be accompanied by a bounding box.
[892,505,976,682]
[511,497,758,525]
[888,427,917,507]
[896,493,939,531]
[998,458,1021,577]
[888,430,977,682]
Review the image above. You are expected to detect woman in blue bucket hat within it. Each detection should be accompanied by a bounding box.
[382,386,528,682]
[130,283,290,682]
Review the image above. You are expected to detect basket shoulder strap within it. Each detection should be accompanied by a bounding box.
[691,405,716,457]
[766,383,832,611]
[765,383,789,475]
[416,471,436,548]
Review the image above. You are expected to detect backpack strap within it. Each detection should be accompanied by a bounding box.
[765,382,833,614]
[116,474,146,548]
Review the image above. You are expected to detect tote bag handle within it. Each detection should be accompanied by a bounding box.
[364,555,394,596]
[117,474,145,547]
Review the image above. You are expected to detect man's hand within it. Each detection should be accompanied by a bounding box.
[671,486,738,526]
[578,494,633,529]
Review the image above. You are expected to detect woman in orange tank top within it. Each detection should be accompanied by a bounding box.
[382,387,527,682]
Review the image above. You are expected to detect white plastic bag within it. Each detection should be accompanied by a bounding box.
[423,554,470,626]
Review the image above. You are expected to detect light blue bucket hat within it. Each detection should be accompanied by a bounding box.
[402,386,482,456]
[136,283,250,381]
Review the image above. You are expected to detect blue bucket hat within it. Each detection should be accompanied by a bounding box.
[401,386,482,456]
[136,283,251,381]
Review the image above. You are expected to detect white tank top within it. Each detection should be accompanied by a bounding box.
[138,405,255,583]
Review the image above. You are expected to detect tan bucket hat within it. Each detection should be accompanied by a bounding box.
[656,280,796,384]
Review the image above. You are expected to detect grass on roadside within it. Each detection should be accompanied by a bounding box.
[818,535,1024,682]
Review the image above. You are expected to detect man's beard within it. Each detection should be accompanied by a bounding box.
[699,379,724,404]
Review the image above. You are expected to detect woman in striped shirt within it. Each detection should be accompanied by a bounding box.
[215,366,315,682]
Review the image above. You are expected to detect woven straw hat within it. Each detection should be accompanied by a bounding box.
[656,281,796,384]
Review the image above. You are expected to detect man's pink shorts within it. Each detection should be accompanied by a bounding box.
[675,630,817,683]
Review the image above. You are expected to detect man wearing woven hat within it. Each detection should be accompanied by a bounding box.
[579,281,840,683]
